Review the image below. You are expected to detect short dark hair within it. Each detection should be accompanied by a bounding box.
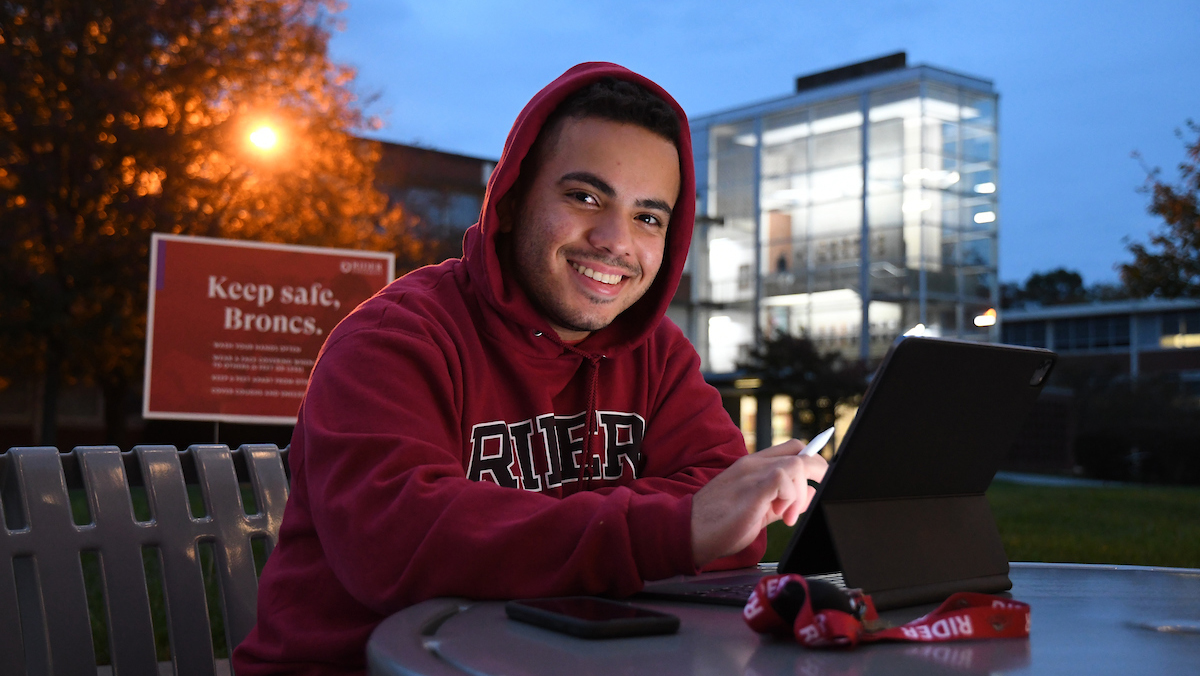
[506,78,681,212]
[544,77,681,144]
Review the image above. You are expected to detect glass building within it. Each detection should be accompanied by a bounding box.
[672,54,1000,372]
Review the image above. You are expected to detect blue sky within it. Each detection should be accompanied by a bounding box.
[327,0,1199,286]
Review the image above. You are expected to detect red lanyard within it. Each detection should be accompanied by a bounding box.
[744,574,1030,649]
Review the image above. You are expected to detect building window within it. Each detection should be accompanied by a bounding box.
[1160,310,1200,349]
[738,264,752,291]
[1002,321,1047,348]
[1162,311,1200,337]
[1045,315,1130,352]
[1112,316,1131,347]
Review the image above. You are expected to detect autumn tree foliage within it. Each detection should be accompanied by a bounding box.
[1121,121,1200,298]
[0,0,423,444]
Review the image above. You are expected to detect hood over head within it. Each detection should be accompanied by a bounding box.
[462,62,695,356]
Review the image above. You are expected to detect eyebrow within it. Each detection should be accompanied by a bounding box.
[636,197,674,216]
[559,171,674,217]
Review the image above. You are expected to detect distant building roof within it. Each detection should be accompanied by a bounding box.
[794,52,908,93]
[692,54,993,126]
[374,141,496,193]
[1002,297,1200,321]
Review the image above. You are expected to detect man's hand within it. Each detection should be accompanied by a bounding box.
[690,439,829,568]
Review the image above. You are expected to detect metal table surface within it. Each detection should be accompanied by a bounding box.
[367,562,1200,676]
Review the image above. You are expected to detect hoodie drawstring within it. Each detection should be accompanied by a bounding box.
[561,341,604,490]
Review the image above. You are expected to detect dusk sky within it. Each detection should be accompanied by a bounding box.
[327,0,1199,286]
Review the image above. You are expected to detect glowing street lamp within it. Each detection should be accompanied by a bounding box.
[974,308,998,328]
[249,125,279,151]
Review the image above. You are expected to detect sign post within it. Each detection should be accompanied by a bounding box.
[144,233,395,426]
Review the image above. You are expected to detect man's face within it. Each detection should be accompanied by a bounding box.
[502,116,680,342]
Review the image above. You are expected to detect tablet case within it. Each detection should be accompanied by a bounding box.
[778,336,1056,609]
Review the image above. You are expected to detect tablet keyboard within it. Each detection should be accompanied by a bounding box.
[673,572,846,605]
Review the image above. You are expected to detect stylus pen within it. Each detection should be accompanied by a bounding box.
[799,426,835,457]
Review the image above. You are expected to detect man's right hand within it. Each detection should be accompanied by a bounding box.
[690,439,829,568]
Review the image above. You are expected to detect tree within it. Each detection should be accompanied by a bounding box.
[1000,268,1130,309]
[737,333,868,441]
[1022,268,1087,306]
[1121,120,1200,298]
[0,0,424,445]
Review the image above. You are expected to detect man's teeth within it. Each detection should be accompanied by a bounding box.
[572,263,622,285]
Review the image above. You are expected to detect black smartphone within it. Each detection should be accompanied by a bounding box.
[505,596,680,639]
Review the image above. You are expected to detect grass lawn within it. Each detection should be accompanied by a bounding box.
[763,479,1200,569]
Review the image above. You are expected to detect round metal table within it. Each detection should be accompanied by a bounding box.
[368,563,1200,675]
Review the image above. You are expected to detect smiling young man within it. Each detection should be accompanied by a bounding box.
[234,63,827,675]
[500,115,678,341]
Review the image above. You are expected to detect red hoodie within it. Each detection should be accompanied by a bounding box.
[233,62,765,675]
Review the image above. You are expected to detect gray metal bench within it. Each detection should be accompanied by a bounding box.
[0,444,290,675]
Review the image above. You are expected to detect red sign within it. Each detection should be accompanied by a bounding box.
[143,234,394,423]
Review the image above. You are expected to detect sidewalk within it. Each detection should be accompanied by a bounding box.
[992,471,1132,488]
